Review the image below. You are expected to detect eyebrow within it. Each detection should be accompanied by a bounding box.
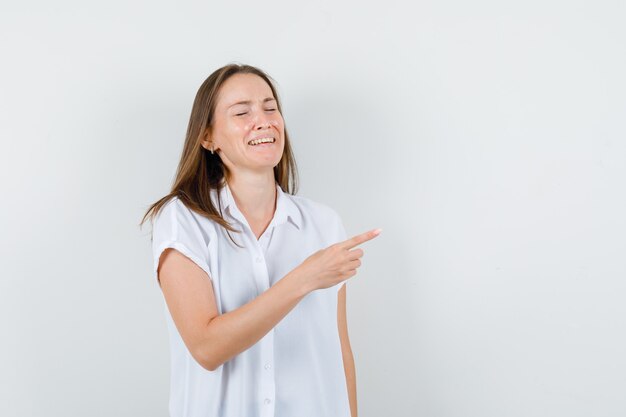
[228,97,276,108]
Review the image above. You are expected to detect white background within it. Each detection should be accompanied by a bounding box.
[1,1,625,416]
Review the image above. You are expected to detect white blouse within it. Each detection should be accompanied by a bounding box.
[151,182,351,417]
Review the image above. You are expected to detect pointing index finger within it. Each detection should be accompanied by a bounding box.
[341,228,382,250]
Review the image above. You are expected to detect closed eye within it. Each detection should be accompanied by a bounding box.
[236,109,276,116]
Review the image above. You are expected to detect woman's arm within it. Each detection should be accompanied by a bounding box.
[158,248,311,371]
[338,284,358,417]
[158,229,374,372]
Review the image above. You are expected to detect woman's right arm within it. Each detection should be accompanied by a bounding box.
[157,228,380,371]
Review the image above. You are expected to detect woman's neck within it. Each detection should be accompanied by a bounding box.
[226,172,277,225]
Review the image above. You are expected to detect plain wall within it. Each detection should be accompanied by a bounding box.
[1,1,625,416]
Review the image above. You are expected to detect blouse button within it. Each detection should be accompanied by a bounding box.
[264,398,272,405]
[256,257,262,263]
[264,363,272,370]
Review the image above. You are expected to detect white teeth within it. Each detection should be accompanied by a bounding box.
[248,137,275,146]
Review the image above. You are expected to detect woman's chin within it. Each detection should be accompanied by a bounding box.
[247,156,282,170]
[247,147,283,163]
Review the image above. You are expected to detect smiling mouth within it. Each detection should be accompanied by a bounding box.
[248,137,276,146]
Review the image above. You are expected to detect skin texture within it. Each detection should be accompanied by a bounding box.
[158,73,377,416]
[201,73,284,238]
[338,284,358,417]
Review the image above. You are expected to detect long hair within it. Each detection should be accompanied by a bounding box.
[139,63,299,247]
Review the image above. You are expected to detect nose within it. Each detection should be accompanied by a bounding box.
[254,110,273,130]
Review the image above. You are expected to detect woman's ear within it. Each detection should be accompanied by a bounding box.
[201,128,212,150]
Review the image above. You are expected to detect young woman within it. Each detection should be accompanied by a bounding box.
[141,63,381,417]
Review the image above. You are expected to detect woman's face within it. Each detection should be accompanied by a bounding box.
[203,73,285,177]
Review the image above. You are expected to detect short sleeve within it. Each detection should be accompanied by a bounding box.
[151,198,213,285]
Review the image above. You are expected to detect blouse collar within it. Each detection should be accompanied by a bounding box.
[216,181,302,230]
